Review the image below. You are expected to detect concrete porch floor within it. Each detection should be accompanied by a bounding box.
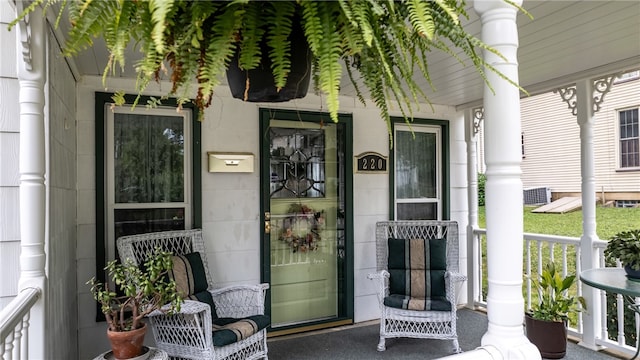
[267,308,626,360]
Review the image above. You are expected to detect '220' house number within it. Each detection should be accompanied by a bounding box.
[355,152,387,173]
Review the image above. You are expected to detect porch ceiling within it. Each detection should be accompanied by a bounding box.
[67,1,640,109]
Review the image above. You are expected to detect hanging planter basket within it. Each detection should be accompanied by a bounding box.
[226,21,311,103]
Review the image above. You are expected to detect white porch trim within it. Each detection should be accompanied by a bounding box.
[474,0,540,358]
[575,78,601,350]
[15,3,48,359]
[465,107,481,310]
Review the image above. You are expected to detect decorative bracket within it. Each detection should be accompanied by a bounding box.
[592,75,617,113]
[15,1,33,71]
[473,107,484,135]
[554,85,578,116]
[554,73,620,117]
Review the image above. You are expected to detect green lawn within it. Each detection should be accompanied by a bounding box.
[477,205,640,338]
[478,205,640,240]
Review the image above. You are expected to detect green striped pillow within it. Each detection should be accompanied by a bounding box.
[168,252,209,296]
[168,252,218,319]
[387,238,447,299]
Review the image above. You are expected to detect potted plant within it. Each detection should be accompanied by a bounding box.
[10,1,522,128]
[87,249,183,360]
[525,263,586,359]
[604,229,640,280]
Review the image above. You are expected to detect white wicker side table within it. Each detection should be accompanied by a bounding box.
[92,347,168,360]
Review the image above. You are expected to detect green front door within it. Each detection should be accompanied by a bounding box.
[260,109,353,333]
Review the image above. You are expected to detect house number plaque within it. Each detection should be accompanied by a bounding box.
[355,152,387,173]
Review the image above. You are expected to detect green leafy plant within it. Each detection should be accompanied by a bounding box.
[87,249,183,332]
[604,229,640,271]
[10,0,523,138]
[527,263,586,323]
[477,172,486,206]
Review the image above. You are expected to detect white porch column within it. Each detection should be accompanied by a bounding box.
[555,75,617,350]
[16,4,47,359]
[575,79,600,350]
[465,107,482,309]
[473,1,540,359]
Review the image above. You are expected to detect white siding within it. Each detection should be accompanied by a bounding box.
[75,75,468,359]
[521,91,581,193]
[520,78,640,196]
[1,5,81,354]
[594,79,640,194]
[46,28,78,360]
[0,0,20,310]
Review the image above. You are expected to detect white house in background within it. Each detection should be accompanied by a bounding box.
[477,72,640,206]
[2,1,640,360]
[521,72,640,205]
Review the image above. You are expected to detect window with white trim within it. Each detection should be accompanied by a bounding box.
[614,71,640,84]
[106,106,193,261]
[393,124,442,220]
[619,108,639,169]
[95,92,201,271]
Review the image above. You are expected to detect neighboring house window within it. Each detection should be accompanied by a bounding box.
[521,132,525,158]
[96,93,201,268]
[619,108,639,169]
[393,123,444,220]
[614,71,640,84]
[615,200,639,208]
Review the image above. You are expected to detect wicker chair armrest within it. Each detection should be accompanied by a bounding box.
[445,271,467,303]
[446,271,467,284]
[367,270,390,304]
[211,284,269,318]
[146,300,213,353]
[148,299,211,318]
[367,270,390,281]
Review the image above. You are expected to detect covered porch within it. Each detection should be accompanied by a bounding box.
[1,0,640,359]
[266,308,622,360]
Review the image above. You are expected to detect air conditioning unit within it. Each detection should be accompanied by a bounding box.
[523,187,551,205]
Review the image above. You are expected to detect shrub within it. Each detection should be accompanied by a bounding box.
[478,173,487,206]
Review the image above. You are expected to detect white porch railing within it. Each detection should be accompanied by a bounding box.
[0,287,41,360]
[471,228,639,357]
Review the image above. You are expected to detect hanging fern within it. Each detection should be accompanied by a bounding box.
[265,1,295,91]
[236,2,266,72]
[10,0,524,129]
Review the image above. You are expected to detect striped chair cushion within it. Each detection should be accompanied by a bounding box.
[212,315,270,347]
[386,237,450,311]
[383,294,451,311]
[168,252,218,318]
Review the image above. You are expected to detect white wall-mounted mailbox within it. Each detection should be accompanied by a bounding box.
[207,152,254,173]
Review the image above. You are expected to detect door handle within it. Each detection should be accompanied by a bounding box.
[264,212,271,234]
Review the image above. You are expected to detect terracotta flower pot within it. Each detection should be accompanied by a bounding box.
[107,322,148,360]
[525,314,567,359]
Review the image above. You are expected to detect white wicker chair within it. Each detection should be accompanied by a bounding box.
[368,220,466,353]
[117,229,269,360]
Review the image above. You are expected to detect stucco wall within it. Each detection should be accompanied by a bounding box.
[74,75,469,358]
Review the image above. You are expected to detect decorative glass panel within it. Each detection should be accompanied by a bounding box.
[114,113,185,203]
[270,128,325,198]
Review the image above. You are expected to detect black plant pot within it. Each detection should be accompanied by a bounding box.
[525,313,568,359]
[624,264,640,281]
[226,22,311,103]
